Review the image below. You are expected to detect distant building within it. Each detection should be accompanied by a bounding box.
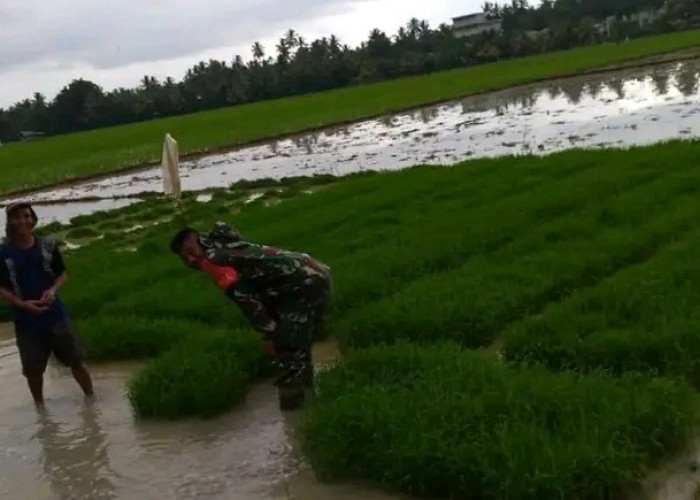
[451,12,503,39]
[597,8,665,37]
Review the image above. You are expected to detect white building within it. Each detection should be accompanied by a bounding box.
[452,12,503,38]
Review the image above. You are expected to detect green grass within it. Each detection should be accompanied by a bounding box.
[11,139,700,496]
[0,30,698,195]
[299,342,700,500]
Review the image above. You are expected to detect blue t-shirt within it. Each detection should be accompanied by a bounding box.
[0,237,68,334]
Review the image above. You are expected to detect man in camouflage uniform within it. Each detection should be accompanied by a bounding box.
[169,222,332,411]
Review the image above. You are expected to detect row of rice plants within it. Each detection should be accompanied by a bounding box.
[501,225,700,387]
[75,315,208,361]
[299,342,700,500]
[127,327,264,418]
[83,145,670,341]
[336,167,700,349]
[328,144,690,315]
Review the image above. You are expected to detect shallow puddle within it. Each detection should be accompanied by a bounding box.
[1,58,699,228]
[0,325,400,499]
[1,321,695,499]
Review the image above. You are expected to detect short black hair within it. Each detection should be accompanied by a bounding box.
[170,227,198,254]
[6,202,38,225]
[5,202,39,240]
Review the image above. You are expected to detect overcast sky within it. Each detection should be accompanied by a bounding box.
[0,0,485,108]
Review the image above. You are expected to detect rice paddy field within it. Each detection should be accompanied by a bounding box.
[0,29,699,196]
[8,138,698,498]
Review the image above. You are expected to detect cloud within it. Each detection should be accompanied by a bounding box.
[0,0,481,106]
[0,0,369,71]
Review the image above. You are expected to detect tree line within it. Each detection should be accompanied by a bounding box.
[1,0,698,144]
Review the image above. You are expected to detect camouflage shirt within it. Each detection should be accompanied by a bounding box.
[199,222,331,336]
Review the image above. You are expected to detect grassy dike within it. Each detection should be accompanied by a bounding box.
[0,29,699,195]
[8,139,700,498]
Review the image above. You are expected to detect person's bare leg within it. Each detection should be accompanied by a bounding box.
[27,376,45,407]
[71,364,94,397]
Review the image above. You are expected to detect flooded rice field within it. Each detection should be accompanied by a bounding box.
[1,59,700,499]
[0,324,401,500]
[3,58,699,226]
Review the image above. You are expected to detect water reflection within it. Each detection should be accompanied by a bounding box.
[651,69,670,95]
[34,405,116,499]
[4,58,699,212]
[675,61,699,96]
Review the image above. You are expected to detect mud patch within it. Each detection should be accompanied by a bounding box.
[0,333,400,499]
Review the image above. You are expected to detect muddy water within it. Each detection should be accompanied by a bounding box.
[0,324,401,500]
[1,319,697,500]
[5,58,700,214]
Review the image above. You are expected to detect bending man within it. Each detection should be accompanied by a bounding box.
[170,222,331,411]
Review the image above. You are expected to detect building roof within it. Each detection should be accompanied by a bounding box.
[452,13,482,22]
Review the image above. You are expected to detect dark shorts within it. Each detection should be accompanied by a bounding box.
[15,321,85,378]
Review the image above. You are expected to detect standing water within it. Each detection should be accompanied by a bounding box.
[0,58,699,499]
[2,58,699,219]
[0,324,402,499]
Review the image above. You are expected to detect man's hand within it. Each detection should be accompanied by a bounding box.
[21,300,49,315]
[39,288,56,305]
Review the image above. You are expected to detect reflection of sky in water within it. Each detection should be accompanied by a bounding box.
[3,59,699,225]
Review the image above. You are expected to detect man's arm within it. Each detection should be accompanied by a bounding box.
[200,249,277,337]
[226,282,277,338]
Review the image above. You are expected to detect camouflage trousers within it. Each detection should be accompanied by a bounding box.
[267,273,331,387]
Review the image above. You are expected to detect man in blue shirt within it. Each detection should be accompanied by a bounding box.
[0,202,93,407]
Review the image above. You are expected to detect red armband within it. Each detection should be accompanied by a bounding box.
[200,259,240,291]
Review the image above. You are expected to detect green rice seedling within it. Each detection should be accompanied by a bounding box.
[336,166,700,349]
[260,188,281,200]
[69,209,123,227]
[99,272,245,327]
[75,315,203,361]
[328,142,696,316]
[300,341,700,500]
[61,250,179,319]
[36,221,68,235]
[502,227,700,387]
[96,218,129,231]
[169,143,685,275]
[127,327,264,418]
[128,204,174,224]
[211,189,240,202]
[65,226,101,239]
[1,30,699,195]
[277,186,302,200]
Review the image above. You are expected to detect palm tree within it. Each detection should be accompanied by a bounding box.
[252,42,265,61]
